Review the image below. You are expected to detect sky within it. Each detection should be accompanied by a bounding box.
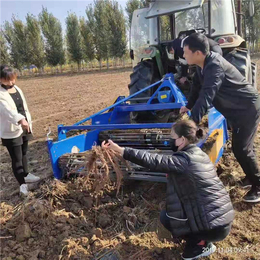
[0,0,128,32]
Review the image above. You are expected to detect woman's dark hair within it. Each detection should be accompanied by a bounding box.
[171,120,205,143]
[183,33,210,55]
[0,65,17,81]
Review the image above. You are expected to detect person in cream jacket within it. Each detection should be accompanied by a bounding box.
[0,65,40,195]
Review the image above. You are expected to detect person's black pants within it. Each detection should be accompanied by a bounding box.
[5,141,29,185]
[231,107,260,187]
[160,209,231,245]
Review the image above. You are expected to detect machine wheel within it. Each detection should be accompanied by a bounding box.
[224,48,253,84]
[128,60,162,122]
[129,59,159,99]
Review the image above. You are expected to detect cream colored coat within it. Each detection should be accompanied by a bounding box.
[0,85,32,139]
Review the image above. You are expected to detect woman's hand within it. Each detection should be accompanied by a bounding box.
[18,118,30,132]
[101,140,124,156]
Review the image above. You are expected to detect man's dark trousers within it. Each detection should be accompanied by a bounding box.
[231,104,260,187]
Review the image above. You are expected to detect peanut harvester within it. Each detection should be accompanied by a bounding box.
[47,73,228,182]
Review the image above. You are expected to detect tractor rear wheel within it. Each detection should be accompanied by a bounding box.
[128,60,162,122]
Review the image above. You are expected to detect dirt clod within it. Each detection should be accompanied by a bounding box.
[28,238,34,245]
[15,222,32,242]
[92,227,103,238]
[97,213,112,228]
[16,247,23,255]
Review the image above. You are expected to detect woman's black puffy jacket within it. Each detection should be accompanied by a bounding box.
[123,144,234,237]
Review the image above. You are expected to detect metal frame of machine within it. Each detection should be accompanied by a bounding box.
[47,73,228,180]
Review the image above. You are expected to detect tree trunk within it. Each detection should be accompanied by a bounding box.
[106,59,109,70]
[99,60,102,70]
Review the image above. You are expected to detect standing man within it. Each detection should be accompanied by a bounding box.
[180,33,260,203]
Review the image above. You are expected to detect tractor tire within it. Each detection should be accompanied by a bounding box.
[128,60,161,122]
[128,60,159,100]
[224,48,253,84]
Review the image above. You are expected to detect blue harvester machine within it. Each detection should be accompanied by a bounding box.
[47,73,228,182]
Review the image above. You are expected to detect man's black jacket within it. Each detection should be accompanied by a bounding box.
[123,145,234,237]
[187,52,260,124]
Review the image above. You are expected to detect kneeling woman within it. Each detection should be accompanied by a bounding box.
[102,120,234,260]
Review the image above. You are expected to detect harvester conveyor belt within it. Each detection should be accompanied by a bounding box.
[99,129,172,150]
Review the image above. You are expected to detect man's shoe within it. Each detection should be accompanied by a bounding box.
[20,184,29,196]
[242,186,260,203]
[24,173,40,183]
[239,177,252,189]
[182,242,216,260]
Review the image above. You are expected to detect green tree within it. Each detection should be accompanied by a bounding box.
[39,8,65,68]
[159,15,171,42]
[86,0,110,67]
[3,18,29,71]
[0,29,10,65]
[125,0,148,27]
[107,1,127,58]
[79,17,95,62]
[242,0,260,51]
[26,14,45,71]
[66,13,84,70]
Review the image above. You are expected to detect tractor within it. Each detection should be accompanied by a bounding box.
[129,0,257,122]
